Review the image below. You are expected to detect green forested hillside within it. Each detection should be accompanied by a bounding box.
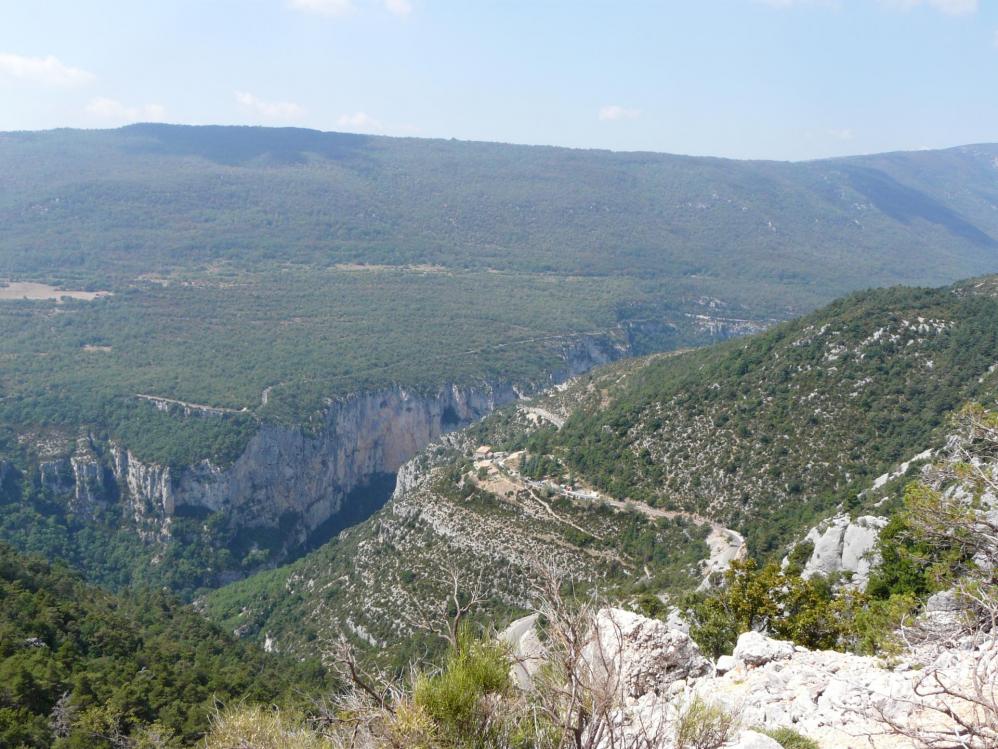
[0,543,328,748]
[530,278,998,553]
[2,126,998,466]
[4,127,998,286]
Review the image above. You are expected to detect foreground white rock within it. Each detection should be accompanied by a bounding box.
[507,608,996,749]
[725,731,782,749]
[583,608,711,700]
[731,630,795,667]
[696,634,996,748]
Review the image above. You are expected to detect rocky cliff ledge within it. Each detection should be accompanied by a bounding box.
[113,381,519,545]
[29,334,631,555]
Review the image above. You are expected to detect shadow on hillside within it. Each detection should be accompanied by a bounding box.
[298,472,397,556]
[844,165,996,247]
[121,123,376,167]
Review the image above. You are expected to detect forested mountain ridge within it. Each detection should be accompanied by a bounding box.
[4,126,998,288]
[3,126,998,602]
[0,543,328,748]
[3,126,998,457]
[203,276,998,665]
[533,277,998,554]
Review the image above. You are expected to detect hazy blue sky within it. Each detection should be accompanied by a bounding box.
[1,0,995,160]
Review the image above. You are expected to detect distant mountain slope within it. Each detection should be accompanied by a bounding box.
[2,126,998,291]
[0,543,327,748]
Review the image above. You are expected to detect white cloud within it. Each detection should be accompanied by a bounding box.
[85,97,166,122]
[235,91,305,120]
[879,0,977,13]
[384,0,412,16]
[288,0,355,15]
[827,127,855,140]
[0,53,95,87]
[336,111,383,132]
[598,105,641,122]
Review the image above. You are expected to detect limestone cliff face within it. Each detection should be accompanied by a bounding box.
[100,381,518,546]
[38,334,623,553]
[39,457,75,497]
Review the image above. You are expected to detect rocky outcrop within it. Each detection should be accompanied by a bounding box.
[39,458,74,497]
[795,513,887,587]
[692,632,997,748]
[526,609,996,749]
[110,445,176,540]
[21,333,630,553]
[70,438,106,511]
[584,608,710,700]
[727,732,783,749]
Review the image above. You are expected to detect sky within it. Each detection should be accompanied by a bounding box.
[0,0,995,161]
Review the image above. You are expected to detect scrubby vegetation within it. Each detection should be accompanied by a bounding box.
[673,696,740,749]
[681,557,915,659]
[542,282,998,553]
[0,544,328,748]
[759,726,820,749]
[684,403,998,666]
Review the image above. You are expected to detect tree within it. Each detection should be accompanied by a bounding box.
[868,405,998,748]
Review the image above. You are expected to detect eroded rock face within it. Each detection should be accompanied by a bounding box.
[799,513,887,587]
[21,334,628,554]
[584,608,710,700]
[39,458,74,497]
[70,443,106,512]
[111,382,520,545]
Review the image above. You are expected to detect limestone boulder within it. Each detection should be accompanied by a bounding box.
[799,514,887,587]
[585,608,710,699]
[726,731,783,749]
[732,631,796,667]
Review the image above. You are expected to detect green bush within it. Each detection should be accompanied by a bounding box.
[759,726,820,749]
[413,631,511,743]
[683,559,845,657]
[674,695,740,749]
[202,705,333,749]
